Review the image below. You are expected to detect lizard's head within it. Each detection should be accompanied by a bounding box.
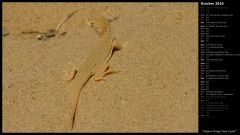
[86,12,110,37]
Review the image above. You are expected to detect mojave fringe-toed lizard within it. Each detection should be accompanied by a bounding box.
[63,10,123,130]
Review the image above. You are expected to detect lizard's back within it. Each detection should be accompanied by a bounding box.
[69,11,116,129]
[83,11,115,72]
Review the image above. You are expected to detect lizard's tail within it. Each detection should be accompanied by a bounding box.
[69,71,92,130]
[70,84,83,130]
[55,8,84,34]
[71,109,77,130]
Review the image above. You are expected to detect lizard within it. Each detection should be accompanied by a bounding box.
[65,10,122,130]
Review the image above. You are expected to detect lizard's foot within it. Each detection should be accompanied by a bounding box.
[93,63,120,81]
[58,63,77,82]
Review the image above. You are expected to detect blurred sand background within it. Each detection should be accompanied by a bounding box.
[2,3,198,132]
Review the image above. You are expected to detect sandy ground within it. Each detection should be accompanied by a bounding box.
[2,3,198,132]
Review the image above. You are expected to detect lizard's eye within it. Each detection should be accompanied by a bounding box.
[86,20,94,26]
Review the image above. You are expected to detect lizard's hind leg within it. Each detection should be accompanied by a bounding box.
[58,63,77,82]
[93,63,119,81]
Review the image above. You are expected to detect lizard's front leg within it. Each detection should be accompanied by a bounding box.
[113,38,123,51]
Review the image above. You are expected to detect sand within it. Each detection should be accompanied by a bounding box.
[2,3,198,132]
